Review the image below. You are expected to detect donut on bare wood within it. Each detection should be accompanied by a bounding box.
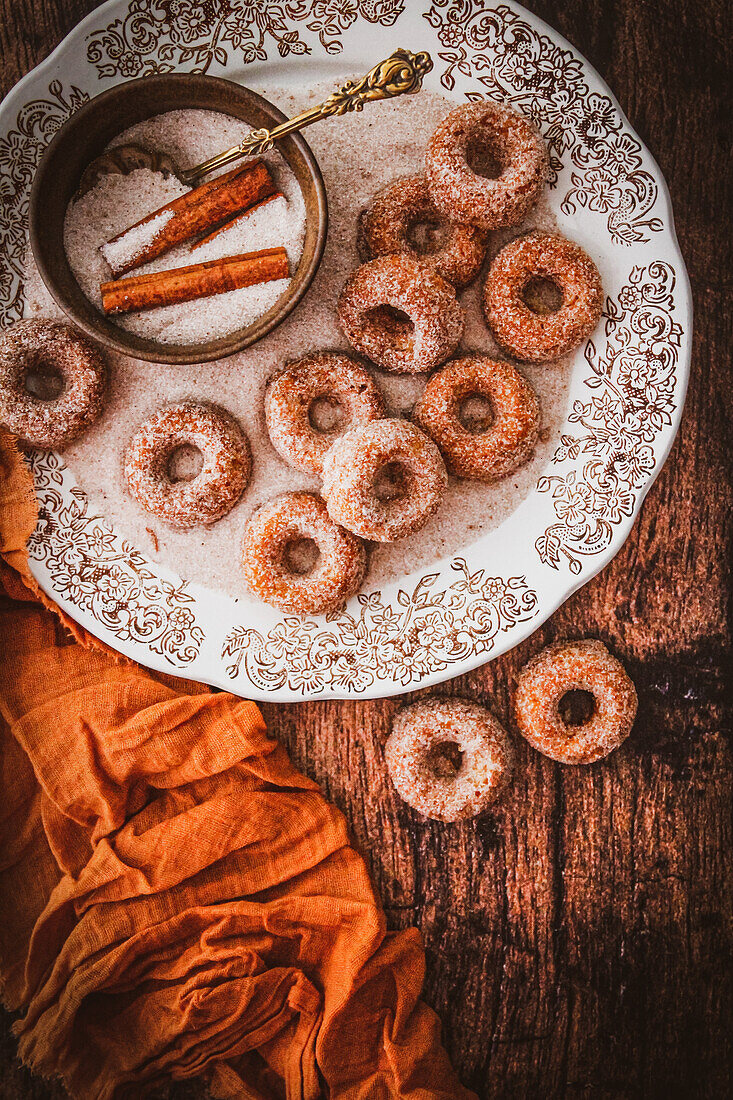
[513,640,637,764]
[386,698,514,821]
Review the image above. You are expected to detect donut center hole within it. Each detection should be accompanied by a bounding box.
[522,276,564,315]
[308,395,346,434]
[167,444,204,483]
[24,358,64,401]
[283,537,320,576]
[406,217,450,256]
[457,392,495,434]
[366,305,414,340]
[427,740,464,778]
[373,460,411,502]
[558,689,596,727]
[466,131,504,180]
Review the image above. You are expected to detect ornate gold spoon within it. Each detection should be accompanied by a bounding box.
[181,47,433,185]
[79,49,433,196]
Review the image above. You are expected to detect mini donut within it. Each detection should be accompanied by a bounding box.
[241,491,366,615]
[265,352,385,476]
[0,320,106,449]
[322,419,447,542]
[513,640,637,764]
[426,100,548,231]
[125,402,250,529]
[483,233,603,362]
[385,698,514,821]
[413,355,540,481]
[358,174,488,288]
[337,254,464,374]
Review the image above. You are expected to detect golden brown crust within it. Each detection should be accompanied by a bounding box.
[358,174,488,288]
[337,254,465,374]
[483,233,603,363]
[385,698,514,821]
[0,320,107,449]
[513,639,638,764]
[413,355,540,481]
[124,402,250,529]
[265,352,384,476]
[241,491,366,615]
[426,100,548,231]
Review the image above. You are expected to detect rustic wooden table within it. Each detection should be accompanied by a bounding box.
[1,1,730,1097]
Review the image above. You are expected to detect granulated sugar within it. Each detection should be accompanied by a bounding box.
[23,83,575,597]
[63,109,306,343]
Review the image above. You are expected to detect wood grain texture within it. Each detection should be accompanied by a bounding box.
[1,1,731,1097]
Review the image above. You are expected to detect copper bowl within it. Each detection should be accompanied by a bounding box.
[29,74,328,366]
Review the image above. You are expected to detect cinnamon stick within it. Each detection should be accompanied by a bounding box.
[100,160,277,276]
[100,247,289,315]
[191,191,284,251]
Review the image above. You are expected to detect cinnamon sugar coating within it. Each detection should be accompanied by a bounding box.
[124,402,250,529]
[0,320,107,449]
[322,419,448,543]
[413,355,540,481]
[426,100,548,231]
[483,232,603,362]
[241,491,366,615]
[337,254,464,374]
[358,174,488,288]
[513,640,637,764]
[385,698,514,821]
[265,352,384,476]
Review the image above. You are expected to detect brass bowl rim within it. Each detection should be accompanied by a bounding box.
[28,73,328,366]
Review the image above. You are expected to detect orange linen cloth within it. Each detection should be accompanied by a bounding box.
[0,428,474,1100]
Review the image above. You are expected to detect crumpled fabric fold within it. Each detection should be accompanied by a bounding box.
[0,428,474,1100]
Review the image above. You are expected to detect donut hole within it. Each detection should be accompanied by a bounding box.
[457,392,495,434]
[373,460,412,503]
[309,395,346,435]
[167,444,204,484]
[522,276,564,315]
[406,216,450,256]
[283,536,320,577]
[558,689,596,728]
[24,357,65,401]
[466,130,504,180]
[366,305,414,341]
[427,740,464,779]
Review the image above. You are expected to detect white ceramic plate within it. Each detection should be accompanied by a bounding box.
[0,0,691,700]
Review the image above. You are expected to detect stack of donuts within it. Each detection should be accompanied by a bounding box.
[0,100,637,820]
[241,98,603,615]
[0,98,604,618]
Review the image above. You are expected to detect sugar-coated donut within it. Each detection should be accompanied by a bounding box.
[265,352,385,476]
[358,174,488,288]
[338,254,464,374]
[413,355,540,481]
[322,418,448,542]
[241,491,366,615]
[513,640,637,764]
[125,402,250,529]
[483,233,603,362]
[426,100,548,231]
[385,698,514,821]
[0,320,106,449]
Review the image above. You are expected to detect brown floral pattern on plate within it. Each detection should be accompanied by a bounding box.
[85,0,407,76]
[25,450,205,665]
[222,563,539,694]
[535,261,681,573]
[423,0,664,244]
[0,81,88,328]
